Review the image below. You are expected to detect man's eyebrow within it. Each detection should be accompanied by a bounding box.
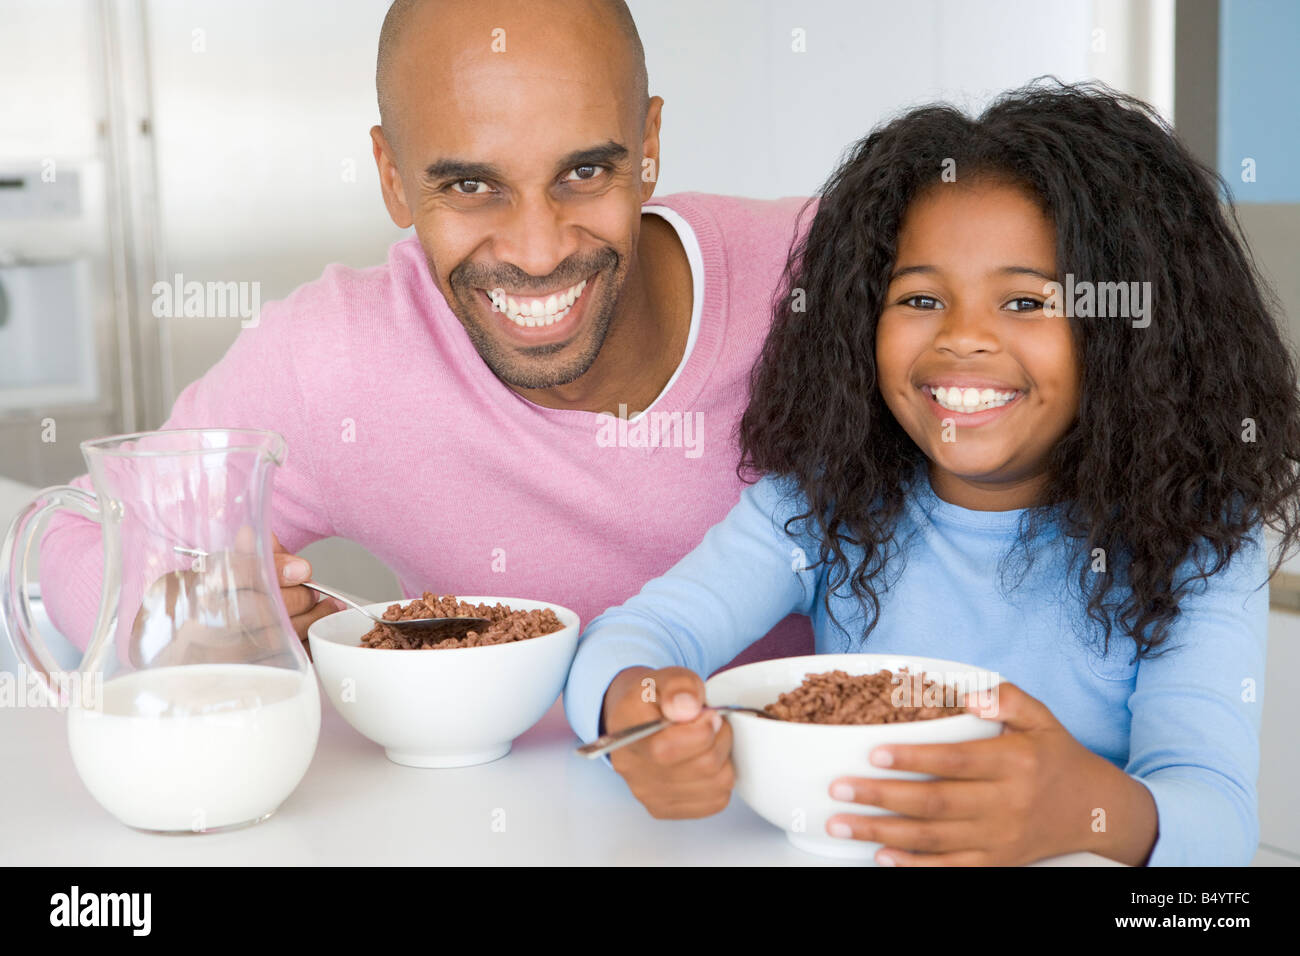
[424,158,504,182]
[887,265,1058,282]
[556,141,629,170]
[423,141,630,183]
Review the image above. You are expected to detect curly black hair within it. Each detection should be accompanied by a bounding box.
[738,79,1300,659]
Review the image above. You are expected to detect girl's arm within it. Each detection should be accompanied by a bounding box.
[1125,531,1271,865]
[563,474,818,744]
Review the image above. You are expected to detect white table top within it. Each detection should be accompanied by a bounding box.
[0,686,1121,866]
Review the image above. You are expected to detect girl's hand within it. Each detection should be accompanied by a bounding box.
[824,681,1158,866]
[602,666,735,819]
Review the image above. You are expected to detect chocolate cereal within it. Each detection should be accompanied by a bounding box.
[359,593,564,650]
[763,668,968,724]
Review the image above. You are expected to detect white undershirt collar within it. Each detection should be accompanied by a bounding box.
[630,205,703,421]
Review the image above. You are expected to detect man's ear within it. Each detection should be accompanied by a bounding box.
[371,125,413,228]
[640,96,664,203]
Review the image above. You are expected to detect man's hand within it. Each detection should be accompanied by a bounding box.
[823,681,1159,866]
[601,665,734,818]
[271,532,344,651]
[128,530,344,667]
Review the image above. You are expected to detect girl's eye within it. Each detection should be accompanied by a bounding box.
[564,165,604,182]
[450,179,491,195]
[901,294,942,310]
[1005,296,1044,312]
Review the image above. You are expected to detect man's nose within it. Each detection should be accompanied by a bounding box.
[492,192,578,281]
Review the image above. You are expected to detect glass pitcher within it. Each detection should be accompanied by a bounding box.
[1,428,320,833]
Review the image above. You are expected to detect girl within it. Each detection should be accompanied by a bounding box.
[562,81,1300,865]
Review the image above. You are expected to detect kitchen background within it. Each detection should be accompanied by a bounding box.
[1,0,1296,864]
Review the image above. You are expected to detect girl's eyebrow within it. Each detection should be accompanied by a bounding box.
[887,265,1058,282]
[889,264,935,281]
[997,265,1058,282]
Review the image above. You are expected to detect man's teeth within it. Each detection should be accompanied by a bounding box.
[492,278,588,328]
[929,385,1019,413]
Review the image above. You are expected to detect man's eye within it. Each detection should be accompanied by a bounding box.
[451,179,490,195]
[1006,296,1044,312]
[564,165,604,182]
[901,294,942,310]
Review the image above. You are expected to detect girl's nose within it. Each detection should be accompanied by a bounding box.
[932,307,1001,356]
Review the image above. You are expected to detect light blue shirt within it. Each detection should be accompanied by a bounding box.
[563,473,1269,866]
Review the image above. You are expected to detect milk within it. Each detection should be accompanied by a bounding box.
[67,664,320,832]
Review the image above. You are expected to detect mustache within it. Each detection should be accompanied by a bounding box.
[451,248,618,295]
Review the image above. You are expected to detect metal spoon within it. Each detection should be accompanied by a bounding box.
[576,705,777,759]
[301,581,491,636]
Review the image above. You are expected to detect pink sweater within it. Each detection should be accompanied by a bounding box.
[40,192,815,668]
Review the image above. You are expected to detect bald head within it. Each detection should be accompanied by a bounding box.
[376,0,649,154]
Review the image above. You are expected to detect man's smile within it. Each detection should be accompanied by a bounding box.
[475,271,599,345]
[477,275,592,329]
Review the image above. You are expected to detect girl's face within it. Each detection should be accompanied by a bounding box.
[876,179,1080,511]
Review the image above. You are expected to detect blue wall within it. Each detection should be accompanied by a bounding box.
[1218,0,1300,202]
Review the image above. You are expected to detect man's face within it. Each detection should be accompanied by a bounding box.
[372,6,659,389]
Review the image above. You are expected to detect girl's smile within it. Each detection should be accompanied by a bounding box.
[920,381,1025,425]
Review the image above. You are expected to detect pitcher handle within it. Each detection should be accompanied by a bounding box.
[1,486,103,707]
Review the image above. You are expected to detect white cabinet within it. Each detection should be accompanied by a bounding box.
[1258,611,1300,862]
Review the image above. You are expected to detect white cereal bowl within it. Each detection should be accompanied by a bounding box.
[308,596,580,768]
[705,653,1004,859]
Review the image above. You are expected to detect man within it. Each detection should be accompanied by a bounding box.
[40,0,813,807]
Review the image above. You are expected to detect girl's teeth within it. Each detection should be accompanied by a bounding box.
[929,385,1018,413]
